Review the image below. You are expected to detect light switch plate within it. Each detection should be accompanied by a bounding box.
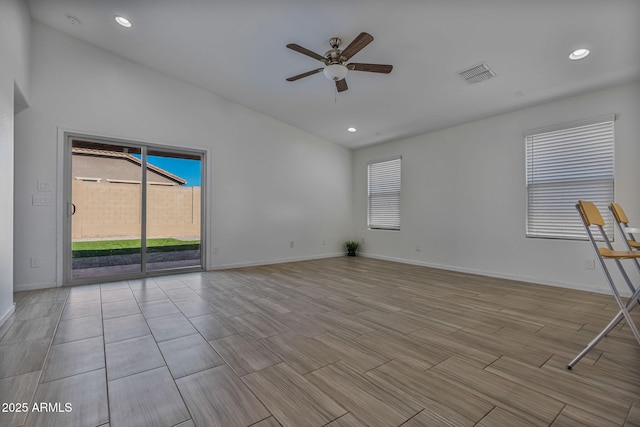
[37,180,52,192]
[32,195,52,206]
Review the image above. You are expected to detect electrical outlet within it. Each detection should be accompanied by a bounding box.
[415,244,421,252]
[322,240,326,246]
[585,259,595,270]
[290,241,294,248]
[213,247,219,255]
[361,238,365,245]
[30,257,41,268]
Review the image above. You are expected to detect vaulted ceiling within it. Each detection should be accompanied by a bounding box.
[26,0,640,149]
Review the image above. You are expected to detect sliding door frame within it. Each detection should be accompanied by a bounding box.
[61,131,207,285]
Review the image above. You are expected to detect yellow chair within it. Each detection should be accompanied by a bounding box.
[610,202,640,251]
[567,200,640,369]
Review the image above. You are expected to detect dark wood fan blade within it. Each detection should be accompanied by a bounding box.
[348,63,393,74]
[286,68,324,81]
[340,32,374,60]
[286,44,327,63]
[336,79,348,92]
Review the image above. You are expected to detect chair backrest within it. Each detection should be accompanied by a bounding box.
[610,203,640,255]
[610,202,630,225]
[577,200,605,227]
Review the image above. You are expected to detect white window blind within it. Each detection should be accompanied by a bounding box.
[525,115,614,239]
[368,157,401,230]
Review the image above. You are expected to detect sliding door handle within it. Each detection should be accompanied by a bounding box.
[69,203,76,215]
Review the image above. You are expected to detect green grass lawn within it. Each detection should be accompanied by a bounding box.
[72,238,200,257]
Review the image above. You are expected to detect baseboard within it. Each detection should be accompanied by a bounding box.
[0,303,16,329]
[210,253,344,271]
[359,253,611,295]
[14,282,60,292]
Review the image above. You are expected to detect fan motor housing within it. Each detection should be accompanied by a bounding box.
[325,48,344,64]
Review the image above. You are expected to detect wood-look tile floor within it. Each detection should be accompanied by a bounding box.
[1,257,640,426]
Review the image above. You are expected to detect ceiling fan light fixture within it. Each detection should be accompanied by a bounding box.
[323,64,348,81]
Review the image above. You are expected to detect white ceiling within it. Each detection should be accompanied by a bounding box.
[26,0,640,149]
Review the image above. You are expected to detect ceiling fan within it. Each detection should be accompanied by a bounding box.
[286,32,393,92]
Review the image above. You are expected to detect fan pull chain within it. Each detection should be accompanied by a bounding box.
[334,83,338,104]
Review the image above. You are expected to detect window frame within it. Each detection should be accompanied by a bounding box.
[525,115,615,240]
[367,156,402,231]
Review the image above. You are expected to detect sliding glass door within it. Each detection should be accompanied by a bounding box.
[66,137,204,283]
[146,148,202,272]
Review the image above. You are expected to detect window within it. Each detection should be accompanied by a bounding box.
[525,115,615,239]
[368,157,401,230]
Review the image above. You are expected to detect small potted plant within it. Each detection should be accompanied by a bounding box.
[345,240,360,256]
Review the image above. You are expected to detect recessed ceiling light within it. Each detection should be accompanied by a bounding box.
[114,16,132,28]
[569,48,590,60]
[347,127,357,133]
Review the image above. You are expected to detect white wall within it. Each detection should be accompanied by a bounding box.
[0,0,31,326]
[353,82,640,293]
[14,22,352,290]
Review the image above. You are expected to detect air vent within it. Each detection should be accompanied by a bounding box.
[457,62,497,84]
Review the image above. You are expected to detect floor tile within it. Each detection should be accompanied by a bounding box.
[250,417,282,427]
[233,311,292,339]
[243,362,346,427]
[26,369,108,427]
[306,361,421,426]
[155,280,188,291]
[0,371,41,427]
[147,313,197,342]
[354,310,425,334]
[263,333,339,374]
[174,298,218,318]
[61,299,101,320]
[210,334,281,376]
[267,312,327,337]
[475,407,537,427]
[108,366,189,427]
[194,288,232,302]
[105,335,165,380]
[312,311,377,338]
[158,334,224,379]
[41,336,104,383]
[325,413,368,427]
[366,359,493,423]
[127,278,159,290]
[163,287,200,302]
[53,314,103,344]
[132,287,166,303]
[176,365,271,427]
[101,288,134,304]
[314,331,390,372]
[0,338,50,379]
[0,316,58,345]
[103,313,151,344]
[65,287,101,304]
[0,315,16,342]
[210,298,256,316]
[190,313,241,340]
[355,329,448,370]
[102,299,141,320]
[100,281,131,291]
[138,299,180,319]
[14,301,64,321]
[14,289,67,306]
